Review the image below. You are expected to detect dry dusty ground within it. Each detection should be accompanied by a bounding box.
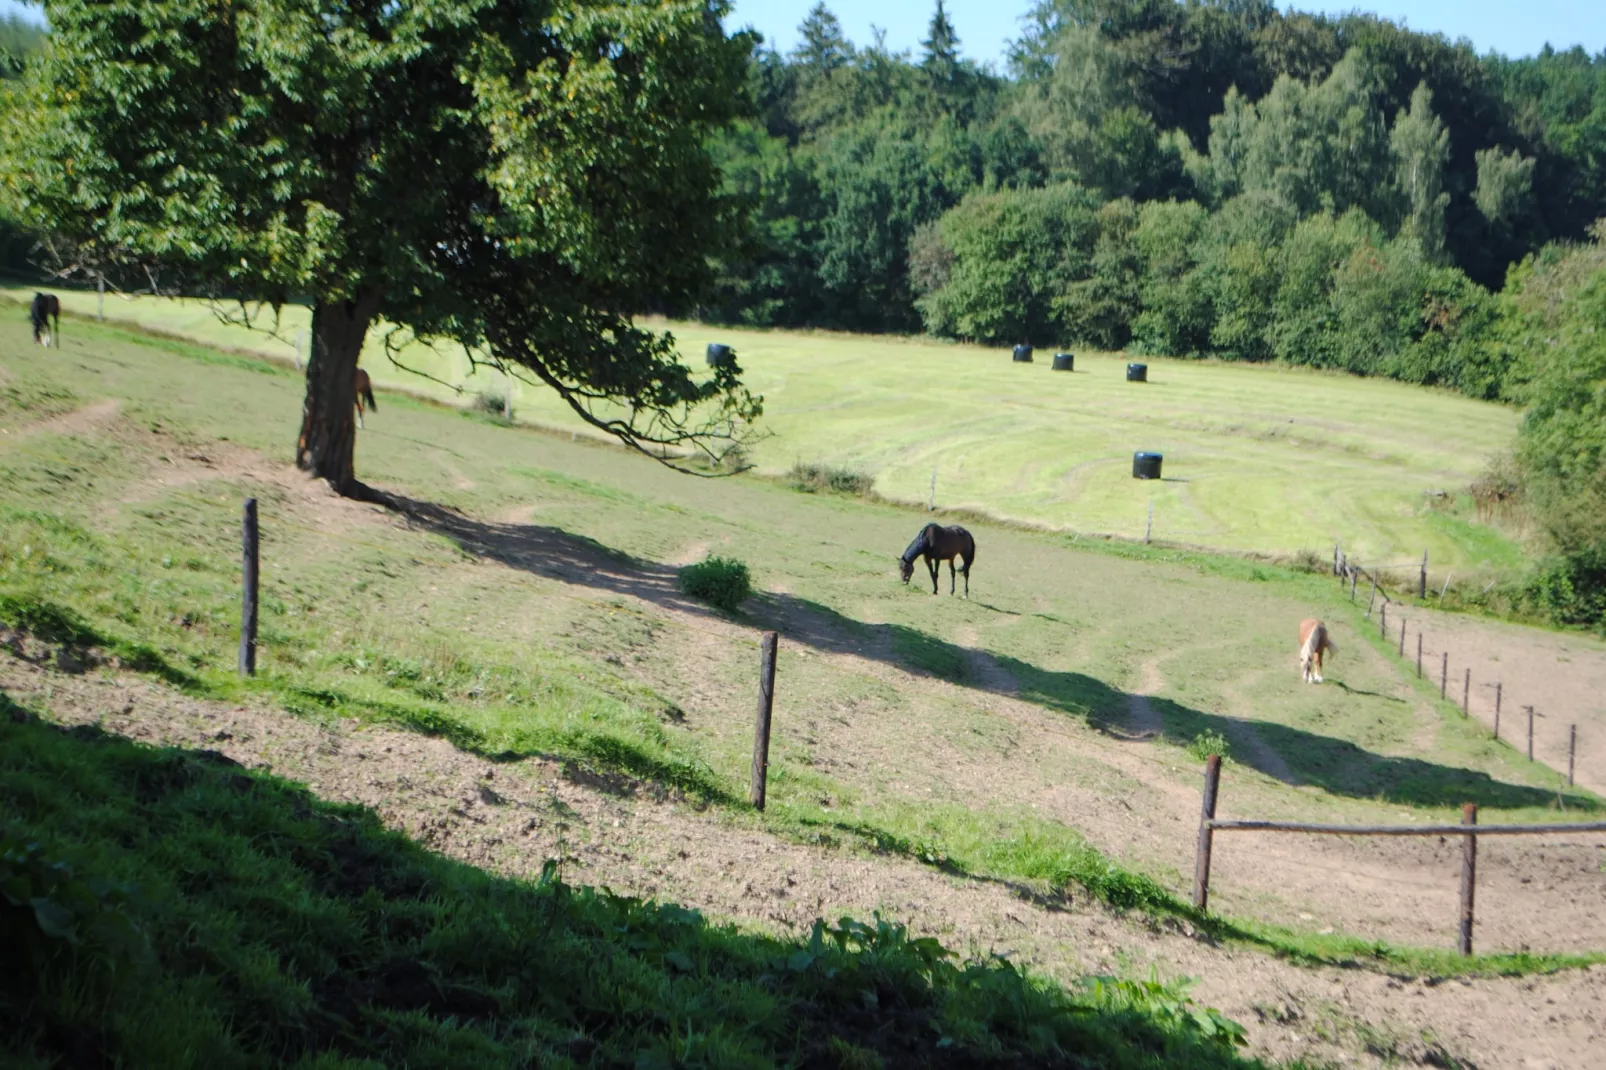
[5,653,1603,1070]
[1387,606,1606,798]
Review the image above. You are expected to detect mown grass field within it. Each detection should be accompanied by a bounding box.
[5,284,1522,571]
[3,305,1598,938]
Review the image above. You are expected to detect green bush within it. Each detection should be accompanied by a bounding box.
[788,461,874,496]
[1186,729,1231,764]
[678,555,752,612]
[1527,548,1606,628]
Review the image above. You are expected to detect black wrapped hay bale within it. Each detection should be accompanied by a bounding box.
[706,343,733,368]
[1126,362,1148,382]
[1012,344,1033,363]
[1132,452,1163,480]
[1052,352,1075,371]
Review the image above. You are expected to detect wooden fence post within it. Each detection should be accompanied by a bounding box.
[1380,602,1387,639]
[1193,755,1222,911]
[96,274,105,322]
[1349,569,1357,602]
[750,631,779,811]
[1569,725,1576,787]
[1416,633,1422,678]
[1419,551,1428,599]
[1494,683,1502,741]
[1367,570,1378,617]
[1458,803,1478,956]
[1399,618,1406,656]
[239,498,259,677]
[1462,668,1470,715]
[1526,706,1535,761]
[1440,651,1448,700]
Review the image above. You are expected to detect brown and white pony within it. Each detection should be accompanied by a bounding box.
[1298,618,1336,683]
[354,367,377,429]
[899,523,975,597]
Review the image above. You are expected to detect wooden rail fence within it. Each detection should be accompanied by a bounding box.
[1191,758,1606,954]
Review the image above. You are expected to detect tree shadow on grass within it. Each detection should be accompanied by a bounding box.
[391,496,1598,813]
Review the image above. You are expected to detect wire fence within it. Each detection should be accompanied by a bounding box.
[1330,542,1587,793]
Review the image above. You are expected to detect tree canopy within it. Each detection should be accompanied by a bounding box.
[2,0,762,498]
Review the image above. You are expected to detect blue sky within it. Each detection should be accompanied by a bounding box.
[2,1,1600,68]
[728,0,1605,69]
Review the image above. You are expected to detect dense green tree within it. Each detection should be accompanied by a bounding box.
[4,0,760,497]
[914,182,1099,344]
[1509,225,1606,623]
[1390,82,1452,261]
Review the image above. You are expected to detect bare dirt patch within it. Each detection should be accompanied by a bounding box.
[1401,608,1606,797]
[14,397,121,439]
[5,652,1604,1070]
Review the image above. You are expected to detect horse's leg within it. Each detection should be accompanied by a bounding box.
[927,557,938,595]
[948,558,956,595]
[963,557,970,598]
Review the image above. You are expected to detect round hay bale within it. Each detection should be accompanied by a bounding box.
[1012,344,1034,363]
[1132,452,1163,480]
[1126,362,1148,382]
[1052,353,1075,372]
[706,343,733,368]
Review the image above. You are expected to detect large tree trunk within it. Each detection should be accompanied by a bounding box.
[296,291,384,501]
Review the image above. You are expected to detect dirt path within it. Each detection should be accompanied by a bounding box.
[1124,657,1165,739]
[5,653,1603,1070]
[1394,607,1606,797]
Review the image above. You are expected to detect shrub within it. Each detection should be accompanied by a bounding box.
[473,389,508,416]
[1527,548,1606,628]
[788,461,874,497]
[1186,729,1231,764]
[678,555,751,612]
[1290,549,1324,574]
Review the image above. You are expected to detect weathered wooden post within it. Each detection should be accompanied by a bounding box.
[1380,602,1387,639]
[1462,669,1471,715]
[1569,725,1577,787]
[1416,633,1422,678]
[97,274,105,321]
[1193,755,1222,911]
[1440,652,1448,700]
[1367,570,1379,616]
[1419,551,1428,599]
[239,498,259,677]
[1526,706,1535,761]
[1493,683,1502,740]
[750,631,779,811]
[1350,569,1357,602]
[1145,499,1154,544]
[1399,619,1406,656]
[1458,803,1478,956]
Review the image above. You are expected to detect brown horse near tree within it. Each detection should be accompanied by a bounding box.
[899,523,976,597]
[354,367,377,429]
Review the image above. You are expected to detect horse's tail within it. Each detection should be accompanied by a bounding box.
[1321,628,1336,658]
[361,380,377,411]
[964,531,976,571]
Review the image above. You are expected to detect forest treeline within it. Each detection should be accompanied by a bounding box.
[711,0,1604,398]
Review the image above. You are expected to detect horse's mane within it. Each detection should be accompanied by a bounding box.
[900,524,935,563]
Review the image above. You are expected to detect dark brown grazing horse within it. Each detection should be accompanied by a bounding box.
[899,523,976,597]
[30,293,60,347]
[354,367,377,429]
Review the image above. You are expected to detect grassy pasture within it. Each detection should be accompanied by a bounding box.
[2,309,1599,983]
[5,284,1522,570]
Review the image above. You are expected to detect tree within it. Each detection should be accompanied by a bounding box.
[1389,82,1452,261]
[793,3,852,78]
[3,0,761,499]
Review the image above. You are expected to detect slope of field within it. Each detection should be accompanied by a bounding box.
[3,314,1603,1068]
[5,285,1522,570]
